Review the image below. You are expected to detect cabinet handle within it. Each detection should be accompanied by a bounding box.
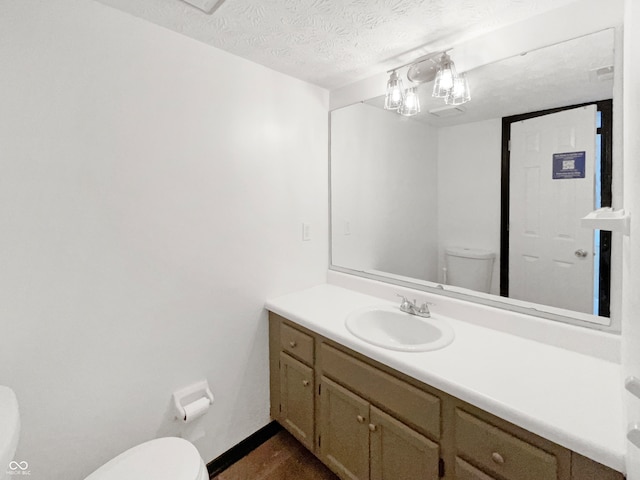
[491,452,505,465]
[368,423,377,432]
[302,380,310,387]
[289,340,297,348]
[357,415,365,423]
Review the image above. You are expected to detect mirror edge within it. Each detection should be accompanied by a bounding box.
[329,265,614,331]
[328,24,624,335]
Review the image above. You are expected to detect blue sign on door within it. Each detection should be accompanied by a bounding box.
[552,151,586,179]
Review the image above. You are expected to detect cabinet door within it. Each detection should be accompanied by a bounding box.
[369,406,440,480]
[280,352,315,450]
[455,457,498,480]
[319,376,370,480]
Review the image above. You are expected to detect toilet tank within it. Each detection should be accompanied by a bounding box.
[445,247,495,293]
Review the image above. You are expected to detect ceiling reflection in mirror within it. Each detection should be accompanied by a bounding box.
[330,29,616,327]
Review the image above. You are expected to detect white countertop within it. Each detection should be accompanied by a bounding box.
[265,283,625,473]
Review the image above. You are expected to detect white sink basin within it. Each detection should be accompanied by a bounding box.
[345,306,454,352]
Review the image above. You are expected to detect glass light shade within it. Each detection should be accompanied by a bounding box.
[432,54,458,98]
[384,71,405,110]
[399,87,420,116]
[445,73,471,105]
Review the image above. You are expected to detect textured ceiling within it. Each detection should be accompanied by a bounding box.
[366,29,615,127]
[94,0,581,89]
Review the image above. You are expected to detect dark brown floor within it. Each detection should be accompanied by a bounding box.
[212,430,338,480]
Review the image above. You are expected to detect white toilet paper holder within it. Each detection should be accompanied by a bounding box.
[172,380,215,421]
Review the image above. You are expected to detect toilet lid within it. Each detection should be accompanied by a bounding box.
[445,246,495,259]
[85,437,206,480]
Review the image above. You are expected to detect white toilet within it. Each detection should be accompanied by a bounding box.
[0,386,208,480]
[85,436,208,480]
[444,246,496,293]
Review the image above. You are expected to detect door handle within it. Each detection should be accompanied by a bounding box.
[574,249,588,258]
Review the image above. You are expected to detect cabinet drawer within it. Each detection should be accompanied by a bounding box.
[321,343,440,440]
[280,322,314,365]
[455,409,558,480]
[456,457,497,480]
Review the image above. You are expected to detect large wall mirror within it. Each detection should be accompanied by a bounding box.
[330,29,618,329]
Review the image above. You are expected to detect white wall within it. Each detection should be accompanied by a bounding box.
[331,104,439,281]
[437,119,502,294]
[623,0,640,476]
[0,1,328,479]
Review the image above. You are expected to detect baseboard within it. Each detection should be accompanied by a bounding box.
[206,421,282,478]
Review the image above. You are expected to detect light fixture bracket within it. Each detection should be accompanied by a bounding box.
[407,58,440,84]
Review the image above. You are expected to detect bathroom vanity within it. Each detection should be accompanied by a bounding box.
[266,282,625,480]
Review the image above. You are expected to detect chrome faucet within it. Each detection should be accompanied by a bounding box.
[397,294,432,318]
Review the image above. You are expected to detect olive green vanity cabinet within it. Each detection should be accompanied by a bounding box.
[268,312,624,480]
[317,376,369,479]
[369,405,440,480]
[319,376,439,480]
[274,320,316,450]
[318,341,441,479]
[448,401,571,480]
[278,352,314,450]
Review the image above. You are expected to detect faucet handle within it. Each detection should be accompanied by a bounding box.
[396,294,414,310]
[417,302,432,317]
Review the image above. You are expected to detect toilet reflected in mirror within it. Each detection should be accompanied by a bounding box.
[444,247,495,294]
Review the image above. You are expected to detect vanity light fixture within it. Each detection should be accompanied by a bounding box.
[433,53,471,105]
[399,87,420,116]
[384,70,405,110]
[384,51,470,118]
[445,72,471,105]
[432,53,457,98]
